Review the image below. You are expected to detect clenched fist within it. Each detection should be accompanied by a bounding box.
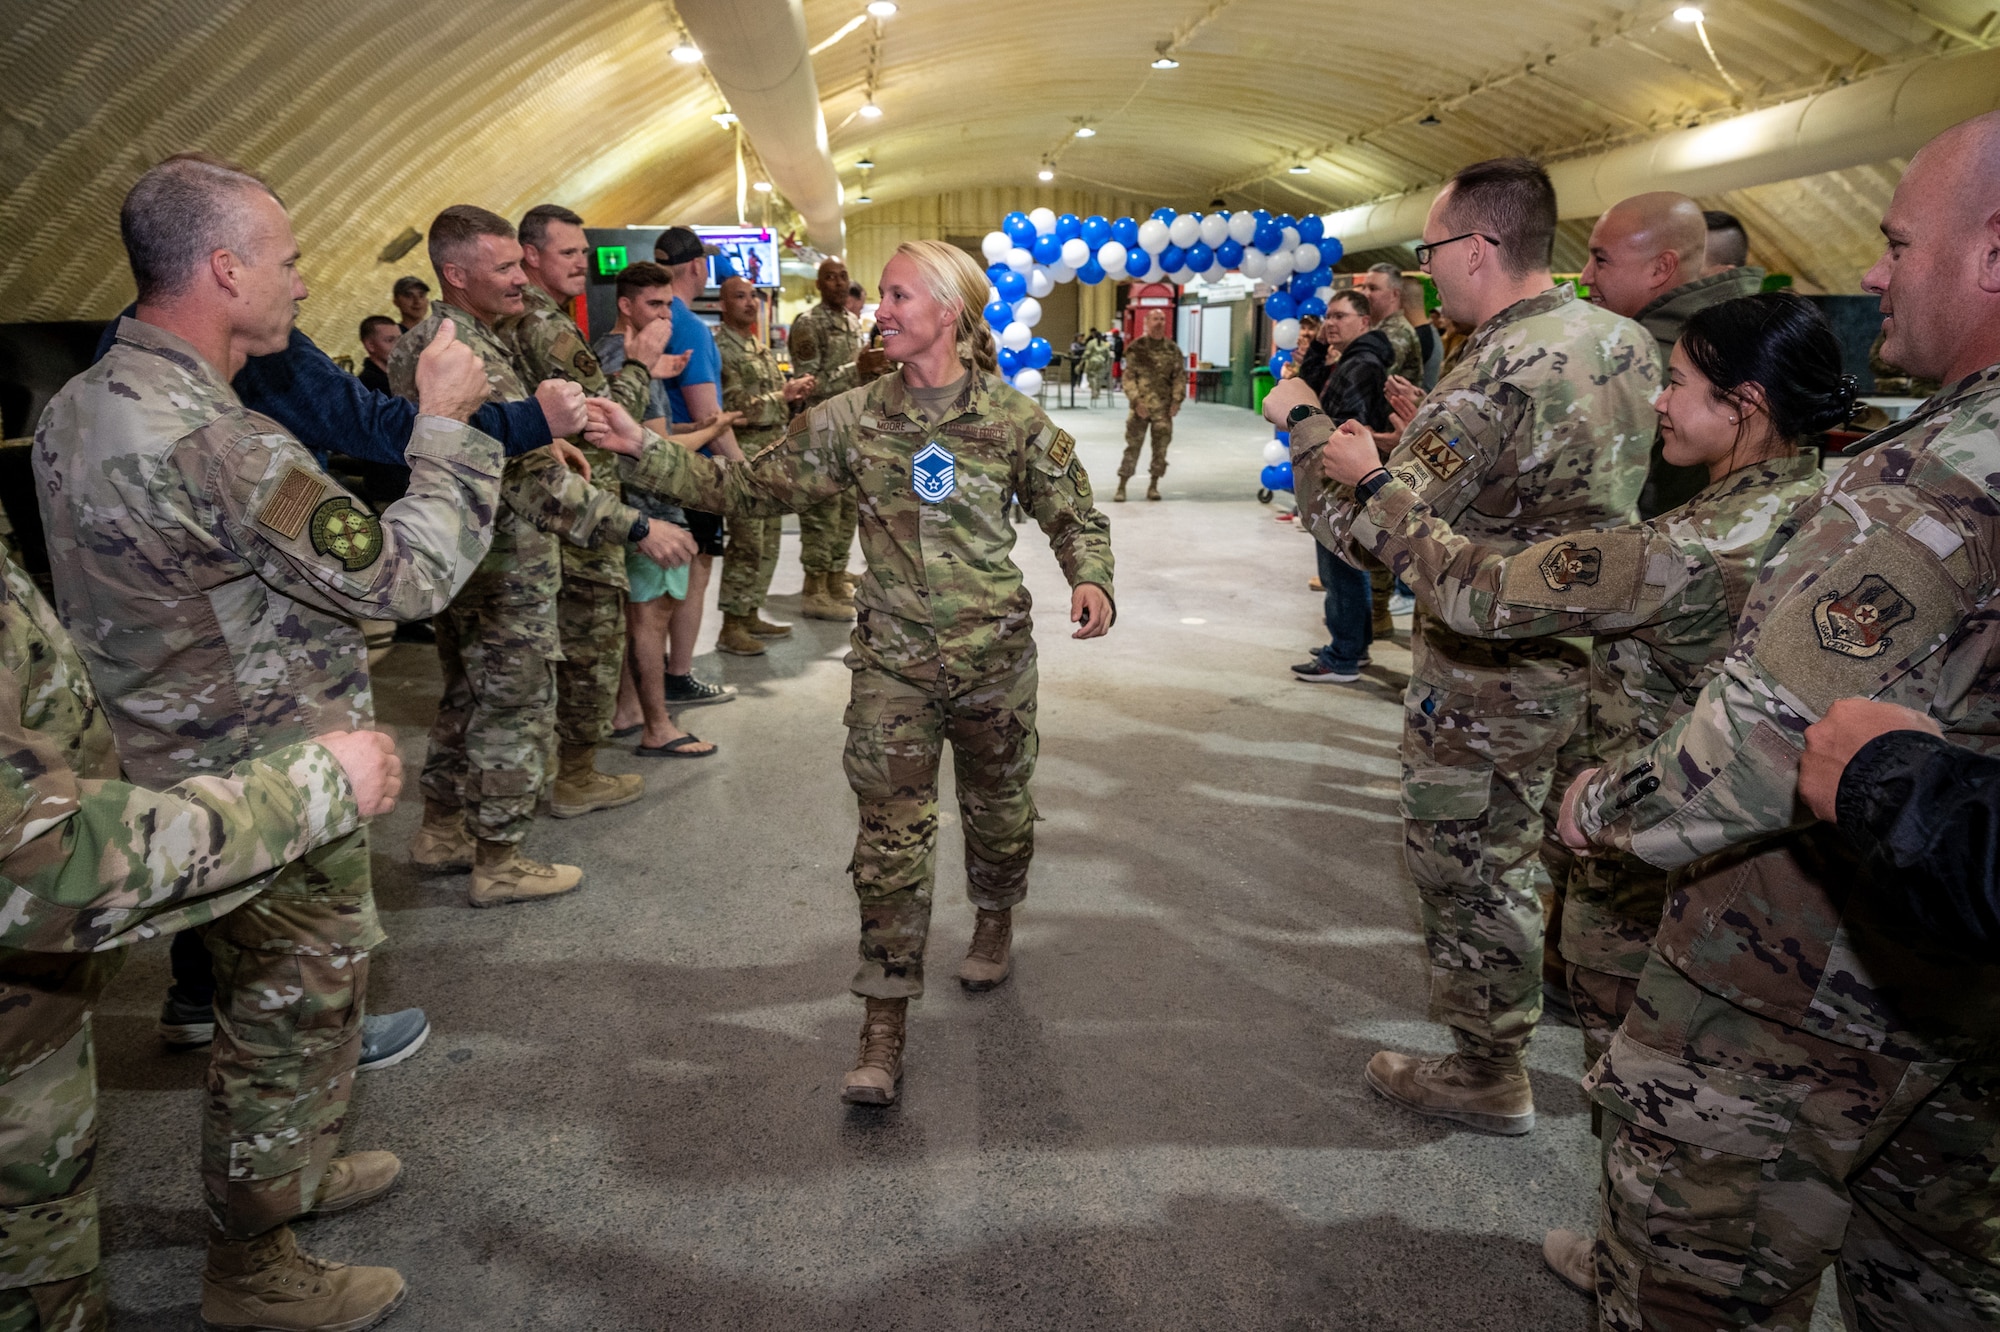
[315,729,404,817]
[535,379,589,436]
[415,320,490,422]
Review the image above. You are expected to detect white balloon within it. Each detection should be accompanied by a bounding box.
[1001,321,1032,352]
[1294,243,1321,272]
[1027,266,1055,299]
[981,231,1011,264]
[1013,297,1043,327]
[1199,213,1230,247]
[1273,317,1301,347]
[1014,367,1044,395]
[1168,213,1201,249]
[1167,268,1194,286]
[988,285,1002,304]
[1265,249,1295,280]
[1136,218,1171,253]
[1005,246,1033,273]
[1314,285,1334,302]
[1049,261,1077,283]
[1029,207,1058,236]
[1227,211,1259,245]
[1263,439,1288,465]
[1240,249,1269,279]
[1097,240,1128,277]
[1281,225,1300,250]
[1060,237,1091,269]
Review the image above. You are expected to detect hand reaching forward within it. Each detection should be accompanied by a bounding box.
[1800,698,1943,824]
[414,320,490,422]
[583,398,645,455]
[315,730,404,817]
[548,438,592,482]
[534,379,588,436]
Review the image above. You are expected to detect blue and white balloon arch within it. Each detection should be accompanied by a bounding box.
[979,206,1345,394]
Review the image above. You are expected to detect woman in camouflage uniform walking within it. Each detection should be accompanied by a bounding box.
[586,240,1115,1105]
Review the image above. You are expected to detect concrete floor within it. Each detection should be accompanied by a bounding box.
[92,399,1838,1330]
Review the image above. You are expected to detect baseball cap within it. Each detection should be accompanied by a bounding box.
[392,275,431,297]
[654,227,705,266]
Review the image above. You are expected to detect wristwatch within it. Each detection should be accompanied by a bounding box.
[1354,469,1393,502]
[1285,402,1326,429]
[628,515,651,543]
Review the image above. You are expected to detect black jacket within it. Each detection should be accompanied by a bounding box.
[1294,340,1333,396]
[1318,329,1393,432]
[1838,729,2000,948]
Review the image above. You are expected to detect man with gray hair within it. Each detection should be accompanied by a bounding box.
[34,151,507,1326]
[1359,262,1424,384]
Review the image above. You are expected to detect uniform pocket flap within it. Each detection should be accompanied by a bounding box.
[1399,765,1493,821]
[1584,1028,1811,1160]
[0,1189,100,1286]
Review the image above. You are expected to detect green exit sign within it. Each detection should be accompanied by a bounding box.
[594,245,628,277]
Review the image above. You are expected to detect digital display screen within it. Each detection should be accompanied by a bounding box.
[694,226,779,290]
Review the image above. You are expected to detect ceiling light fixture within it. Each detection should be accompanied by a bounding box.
[859,100,883,118]
[711,112,737,127]
[855,157,875,170]
[752,181,773,193]
[866,0,897,15]
[1037,167,1055,182]
[1289,163,1310,174]
[671,42,702,63]
[1672,5,1703,20]
[1075,126,1096,138]
[1418,112,1441,126]
[1151,55,1179,69]
[855,194,873,203]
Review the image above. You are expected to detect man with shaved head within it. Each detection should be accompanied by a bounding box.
[1550,110,2000,1329]
[1584,191,1769,515]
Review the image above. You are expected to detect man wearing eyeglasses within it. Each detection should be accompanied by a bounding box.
[1273,156,1660,1136]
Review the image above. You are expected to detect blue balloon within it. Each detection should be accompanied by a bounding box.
[1268,352,1291,379]
[1215,238,1245,269]
[1184,242,1214,273]
[1321,237,1345,266]
[1265,291,1296,322]
[1260,461,1295,494]
[1253,208,1272,225]
[1081,215,1111,248]
[1158,243,1186,272]
[998,346,1022,375]
[1003,211,1035,246]
[986,262,1011,286]
[1031,234,1063,266]
[1077,257,1107,285]
[1025,336,1054,369]
[1111,216,1141,248]
[1297,214,1325,244]
[1275,213,1296,231]
[1289,273,1317,299]
[1253,221,1284,253]
[984,298,1013,330]
[1297,296,1327,319]
[995,268,1027,303]
[1308,265,1334,290]
[1055,213,1082,242]
[1151,207,1177,223]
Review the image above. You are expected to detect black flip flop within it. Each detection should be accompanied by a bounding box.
[636,734,715,758]
[610,723,643,740]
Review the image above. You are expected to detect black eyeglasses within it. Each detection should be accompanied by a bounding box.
[1415,231,1499,268]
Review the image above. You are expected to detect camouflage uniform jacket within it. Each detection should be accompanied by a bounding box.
[0,556,362,1080]
[1122,335,1185,414]
[1574,365,2000,1058]
[1347,452,1825,758]
[1633,266,1765,365]
[789,303,865,409]
[35,316,503,783]
[718,323,791,451]
[1300,284,1659,669]
[503,283,652,590]
[1376,310,1425,385]
[389,302,639,643]
[619,368,1115,686]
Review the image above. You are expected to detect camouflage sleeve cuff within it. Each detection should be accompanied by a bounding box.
[242,740,365,851]
[405,414,504,480]
[1287,412,1336,457]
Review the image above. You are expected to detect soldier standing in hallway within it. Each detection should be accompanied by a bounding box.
[1361,262,1425,385]
[1118,307,1185,501]
[1306,158,1660,1137]
[715,273,814,656]
[789,256,887,618]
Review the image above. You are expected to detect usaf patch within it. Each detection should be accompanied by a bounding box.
[911,441,956,503]
[256,466,327,541]
[1410,430,1466,483]
[572,347,601,379]
[1812,573,1914,659]
[1539,541,1602,591]
[1045,430,1076,471]
[309,497,385,572]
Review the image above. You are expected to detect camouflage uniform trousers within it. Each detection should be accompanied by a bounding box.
[842,659,1038,999]
[719,515,783,618]
[1120,411,1173,481]
[799,493,859,576]
[1587,949,2000,1331]
[0,1022,104,1332]
[554,578,625,749]
[1559,850,1670,1071]
[1401,621,1590,1061]
[423,586,558,844]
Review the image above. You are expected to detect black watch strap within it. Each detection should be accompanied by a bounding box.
[1286,402,1325,428]
[628,515,651,543]
[1354,469,1392,502]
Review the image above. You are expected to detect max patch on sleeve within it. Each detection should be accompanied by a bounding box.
[1499,532,1645,612]
[1750,529,1965,719]
[254,466,328,541]
[1045,429,1076,472]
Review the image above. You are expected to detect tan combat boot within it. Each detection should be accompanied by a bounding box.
[1113,477,1129,502]
[800,572,855,622]
[1146,478,1162,501]
[469,839,582,908]
[307,1151,402,1216]
[841,997,907,1105]
[828,570,859,605]
[549,744,644,819]
[201,1225,404,1332]
[957,907,1013,991]
[715,613,767,657]
[407,800,472,874]
[1543,1228,1595,1295]
[748,609,793,638]
[1364,1049,1535,1135]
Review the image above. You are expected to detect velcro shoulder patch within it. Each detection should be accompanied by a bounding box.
[256,466,328,541]
[308,497,385,572]
[1045,430,1076,471]
[1749,528,1965,719]
[1409,429,1468,483]
[1499,532,1644,612]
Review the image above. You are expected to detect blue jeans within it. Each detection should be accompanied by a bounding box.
[1316,542,1373,672]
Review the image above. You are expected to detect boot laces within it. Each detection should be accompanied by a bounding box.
[968,912,1008,963]
[857,1014,902,1070]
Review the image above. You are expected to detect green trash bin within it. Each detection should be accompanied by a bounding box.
[1252,367,1275,417]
